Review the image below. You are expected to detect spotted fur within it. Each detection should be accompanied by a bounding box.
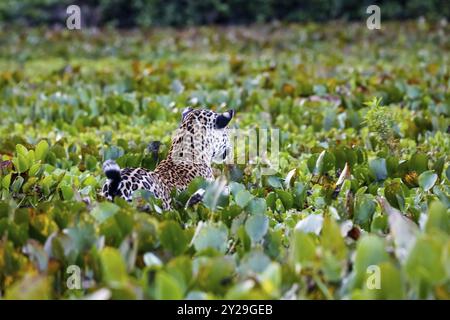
[101,108,234,210]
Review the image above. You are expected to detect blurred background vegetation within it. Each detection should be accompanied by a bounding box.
[0,0,449,28]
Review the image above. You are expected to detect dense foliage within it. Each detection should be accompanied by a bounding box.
[1,0,449,27]
[0,21,449,299]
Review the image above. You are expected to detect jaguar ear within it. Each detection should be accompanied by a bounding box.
[181,107,193,121]
[215,110,234,129]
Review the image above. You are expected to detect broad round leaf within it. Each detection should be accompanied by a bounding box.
[418,170,438,191]
[245,214,269,244]
[193,222,228,254]
[159,221,188,256]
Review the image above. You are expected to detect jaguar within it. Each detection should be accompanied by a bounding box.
[101,108,234,209]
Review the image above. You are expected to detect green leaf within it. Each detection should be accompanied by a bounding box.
[353,235,389,287]
[355,262,405,299]
[220,204,242,227]
[166,256,192,290]
[267,176,283,189]
[100,247,128,288]
[235,189,253,208]
[354,195,376,231]
[259,262,281,297]
[60,184,74,200]
[384,180,405,211]
[404,235,447,290]
[91,202,120,223]
[11,176,24,193]
[307,153,319,174]
[5,275,51,300]
[0,201,9,218]
[35,140,49,161]
[28,163,42,176]
[425,201,449,234]
[418,170,438,191]
[406,85,421,99]
[1,173,11,189]
[197,257,235,294]
[26,149,35,164]
[159,221,188,256]
[321,216,347,260]
[238,250,271,275]
[247,197,267,215]
[275,190,293,210]
[85,155,98,171]
[229,181,245,197]
[386,156,399,177]
[14,154,30,173]
[16,144,28,157]
[65,223,97,255]
[154,271,184,300]
[371,213,388,233]
[375,262,405,299]
[245,214,269,245]
[103,146,124,161]
[266,192,276,210]
[432,156,445,177]
[408,153,428,174]
[293,182,307,208]
[369,158,387,181]
[202,179,228,211]
[290,230,316,266]
[193,222,228,254]
[312,150,335,175]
